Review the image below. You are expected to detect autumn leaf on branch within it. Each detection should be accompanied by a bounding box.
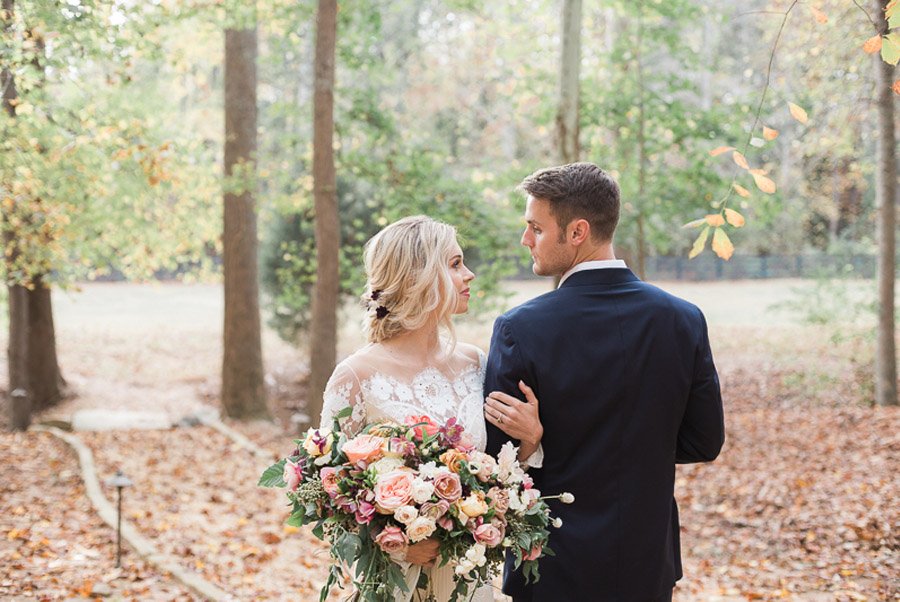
[688,226,709,259]
[705,214,725,227]
[881,32,900,66]
[733,183,751,198]
[724,208,745,228]
[711,227,734,261]
[863,35,883,54]
[893,80,900,96]
[732,151,750,170]
[709,145,735,157]
[751,171,777,194]
[762,126,779,141]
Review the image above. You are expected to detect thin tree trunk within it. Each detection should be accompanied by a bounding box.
[2,0,30,430]
[557,0,581,165]
[874,0,898,407]
[28,276,65,411]
[307,0,339,427]
[635,3,648,280]
[222,13,268,420]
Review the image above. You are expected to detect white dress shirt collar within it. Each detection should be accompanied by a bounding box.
[557,259,628,288]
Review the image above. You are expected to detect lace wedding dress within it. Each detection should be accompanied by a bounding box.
[320,342,495,602]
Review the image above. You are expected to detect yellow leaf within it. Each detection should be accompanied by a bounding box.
[283,525,301,535]
[705,214,725,227]
[762,126,779,141]
[711,228,734,261]
[689,226,709,259]
[893,80,900,96]
[733,184,751,198]
[749,168,768,176]
[752,172,777,194]
[709,145,735,157]
[810,6,828,24]
[888,0,898,18]
[724,208,746,227]
[863,35,883,54]
[788,102,808,124]
[682,217,707,229]
[732,151,750,170]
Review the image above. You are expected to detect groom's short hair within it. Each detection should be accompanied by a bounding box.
[520,162,620,243]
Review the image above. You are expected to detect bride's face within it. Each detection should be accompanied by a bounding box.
[448,241,475,314]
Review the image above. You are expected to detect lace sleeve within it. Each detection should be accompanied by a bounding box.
[319,362,367,436]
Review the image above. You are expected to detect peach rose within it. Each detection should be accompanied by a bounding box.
[486,487,510,515]
[404,415,440,441]
[439,449,469,474]
[374,470,414,513]
[405,516,437,543]
[420,499,450,521]
[319,466,341,497]
[456,492,489,519]
[432,471,462,503]
[342,434,385,465]
[473,523,503,547]
[374,525,408,555]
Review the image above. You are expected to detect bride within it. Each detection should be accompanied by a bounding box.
[320,215,543,602]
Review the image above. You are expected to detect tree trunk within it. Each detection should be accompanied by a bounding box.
[635,3,648,280]
[2,0,30,430]
[28,276,65,411]
[307,0,339,427]
[222,13,268,420]
[874,0,898,407]
[557,0,581,165]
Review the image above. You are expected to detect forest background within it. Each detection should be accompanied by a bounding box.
[0,0,898,600]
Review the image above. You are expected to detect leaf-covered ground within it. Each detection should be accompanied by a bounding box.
[1,282,898,600]
[0,432,193,600]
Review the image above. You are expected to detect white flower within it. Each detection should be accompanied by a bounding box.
[369,457,404,476]
[406,516,437,542]
[417,462,440,479]
[411,478,435,504]
[560,492,575,504]
[465,543,487,567]
[497,442,519,481]
[393,505,418,525]
[507,489,526,513]
[552,517,563,528]
[314,455,330,466]
[455,559,475,575]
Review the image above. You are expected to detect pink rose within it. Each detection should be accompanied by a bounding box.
[487,487,510,515]
[355,498,376,524]
[420,499,450,521]
[404,415,440,441]
[432,471,462,503]
[283,459,303,491]
[342,434,385,465]
[374,470,414,513]
[319,467,341,497]
[374,525,409,555]
[436,515,454,531]
[523,545,542,561]
[473,523,504,547]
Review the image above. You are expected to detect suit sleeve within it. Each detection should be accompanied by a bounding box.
[676,310,725,464]
[484,314,529,458]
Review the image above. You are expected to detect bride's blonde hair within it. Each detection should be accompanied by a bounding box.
[362,215,459,344]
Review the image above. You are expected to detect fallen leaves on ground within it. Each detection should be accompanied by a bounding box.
[0,432,194,600]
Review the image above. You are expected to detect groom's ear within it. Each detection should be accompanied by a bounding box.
[569,218,591,246]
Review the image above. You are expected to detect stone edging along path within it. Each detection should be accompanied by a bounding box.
[32,425,234,602]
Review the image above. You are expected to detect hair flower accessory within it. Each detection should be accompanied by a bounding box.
[375,306,390,319]
[370,289,382,301]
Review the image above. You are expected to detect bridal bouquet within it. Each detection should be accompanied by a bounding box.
[259,408,572,602]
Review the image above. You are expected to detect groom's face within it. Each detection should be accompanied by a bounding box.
[521,196,573,277]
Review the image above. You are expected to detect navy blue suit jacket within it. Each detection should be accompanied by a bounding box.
[485,268,725,601]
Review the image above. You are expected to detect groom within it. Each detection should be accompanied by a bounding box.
[484,162,725,601]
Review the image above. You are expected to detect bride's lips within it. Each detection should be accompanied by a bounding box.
[460,289,470,298]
